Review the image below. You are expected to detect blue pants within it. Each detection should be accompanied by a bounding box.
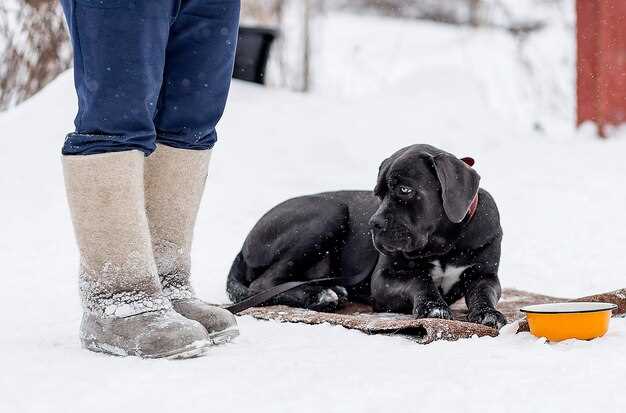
[60,0,240,155]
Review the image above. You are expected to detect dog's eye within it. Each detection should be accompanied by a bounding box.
[398,185,413,195]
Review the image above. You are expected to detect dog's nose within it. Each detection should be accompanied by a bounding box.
[369,215,387,232]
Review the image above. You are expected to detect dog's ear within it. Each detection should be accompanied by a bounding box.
[461,157,475,167]
[374,156,393,196]
[432,154,480,223]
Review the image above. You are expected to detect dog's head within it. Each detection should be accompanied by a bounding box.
[369,144,480,259]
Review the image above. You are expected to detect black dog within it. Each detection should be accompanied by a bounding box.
[227,144,506,328]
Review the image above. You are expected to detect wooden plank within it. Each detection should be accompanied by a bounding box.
[576,0,599,126]
[598,0,626,133]
[577,0,626,136]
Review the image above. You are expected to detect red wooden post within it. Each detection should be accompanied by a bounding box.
[577,0,626,137]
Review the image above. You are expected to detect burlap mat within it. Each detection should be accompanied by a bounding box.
[240,288,626,344]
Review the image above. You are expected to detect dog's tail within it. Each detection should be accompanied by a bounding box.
[226,251,251,303]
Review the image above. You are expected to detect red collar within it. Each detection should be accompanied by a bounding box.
[461,156,479,221]
[466,192,479,221]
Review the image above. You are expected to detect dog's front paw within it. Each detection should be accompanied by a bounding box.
[468,308,507,330]
[413,302,453,320]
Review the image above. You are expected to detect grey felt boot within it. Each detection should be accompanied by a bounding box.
[63,151,213,359]
[144,144,239,344]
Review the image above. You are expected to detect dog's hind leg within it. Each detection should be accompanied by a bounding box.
[274,285,344,312]
[244,196,350,311]
[270,257,349,312]
[247,245,348,312]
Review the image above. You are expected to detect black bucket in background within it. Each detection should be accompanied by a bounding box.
[233,27,278,85]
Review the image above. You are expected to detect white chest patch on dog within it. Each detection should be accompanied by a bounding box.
[430,260,471,294]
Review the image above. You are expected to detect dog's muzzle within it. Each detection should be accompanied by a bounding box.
[370,228,427,257]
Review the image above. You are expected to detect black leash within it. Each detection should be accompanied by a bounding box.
[225,269,372,314]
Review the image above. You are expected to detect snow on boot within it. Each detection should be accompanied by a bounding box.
[63,151,213,358]
[145,144,239,344]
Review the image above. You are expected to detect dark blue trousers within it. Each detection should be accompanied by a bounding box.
[60,0,240,155]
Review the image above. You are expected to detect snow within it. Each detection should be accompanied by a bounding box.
[2,9,626,413]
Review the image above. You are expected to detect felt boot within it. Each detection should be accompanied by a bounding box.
[63,151,213,358]
[144,144,239,343]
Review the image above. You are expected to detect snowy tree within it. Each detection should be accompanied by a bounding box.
[0,0,71,111]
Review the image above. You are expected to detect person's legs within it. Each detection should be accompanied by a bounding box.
[154,0,240,150]
[60,0,175,155]
[59,0,215,357]
[144,0,240,340]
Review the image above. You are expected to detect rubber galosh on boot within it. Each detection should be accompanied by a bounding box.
[80,309,215,359]
[172,299,239,344]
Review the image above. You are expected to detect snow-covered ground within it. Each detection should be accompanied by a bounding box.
[2,11,626,413]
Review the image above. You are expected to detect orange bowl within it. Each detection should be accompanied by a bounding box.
[520,302,617,342]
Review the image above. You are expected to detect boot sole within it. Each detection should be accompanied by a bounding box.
[208,326,240,345]
[82,338,215,360]
[153,340,214,360]
[82,328,239,359]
